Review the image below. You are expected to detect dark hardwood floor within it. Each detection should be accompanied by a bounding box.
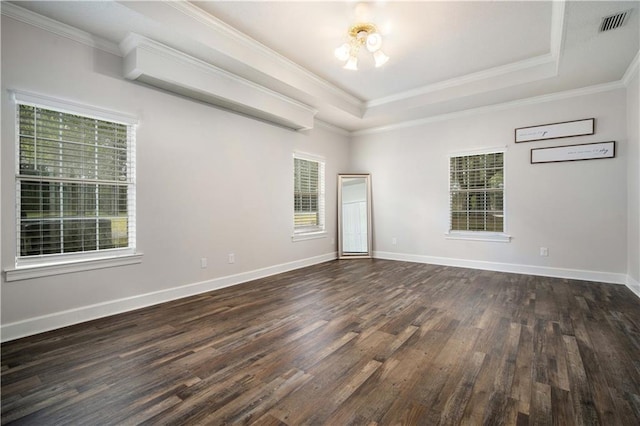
[2,259,640,425]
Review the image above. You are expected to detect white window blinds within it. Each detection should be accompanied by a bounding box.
[15,97,136,261]
[293,154,325,234]
[449,151,504,233]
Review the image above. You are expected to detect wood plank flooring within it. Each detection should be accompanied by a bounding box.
[2,259,640,425]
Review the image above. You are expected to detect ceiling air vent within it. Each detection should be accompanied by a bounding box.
[599,10,632,32]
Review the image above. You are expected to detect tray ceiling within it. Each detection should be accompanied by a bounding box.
[3,1,639,132]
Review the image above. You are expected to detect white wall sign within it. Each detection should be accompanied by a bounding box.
[515,118,595,143]
[531,141,615,164]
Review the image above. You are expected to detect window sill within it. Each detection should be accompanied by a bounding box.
[291,231,328,242]
[4,252,143,282]
[445,232,511,243]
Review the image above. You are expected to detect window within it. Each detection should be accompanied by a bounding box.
[293,153,325,238]
[449,150,507,240]
[14,92,137,268]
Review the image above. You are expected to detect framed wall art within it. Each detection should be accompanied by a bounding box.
[515,118,595,143]
[530,141,615,164]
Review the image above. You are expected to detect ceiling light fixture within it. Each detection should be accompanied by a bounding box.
[334,22,389,70]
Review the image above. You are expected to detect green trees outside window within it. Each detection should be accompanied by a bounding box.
[450,152,504,233]
[17,104,133,257]
[293,156,324,233]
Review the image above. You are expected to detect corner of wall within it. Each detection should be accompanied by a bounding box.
[626,55,640,284]
[627,275,640,299]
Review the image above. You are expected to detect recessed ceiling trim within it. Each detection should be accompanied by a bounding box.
[366,53,556,109]
[550,0,567,59]
[622,49,640,86]
[354,81,625,137]
[5,1,634,135]
[1,2,121,56]
[367,1,567,110]
[121,34,317,131]
[164,0,364,107]
[314,119,351,137]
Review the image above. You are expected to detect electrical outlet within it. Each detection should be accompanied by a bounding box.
[392,237,397,245]
[539,247,549,257]
[200,258,207,269]
[228,253,235,264]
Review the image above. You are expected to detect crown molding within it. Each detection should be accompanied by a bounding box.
[5,0,632,136]
[550,1,566,59]
[121,34,316,130]
[120,33,316,116]
[313,119,351,137]
[165,0,363,109]
[3,1,363,118]
[1,2,121,57]
[366,1,567,110]
[354,81,625,136]
[366,53,555,109]
[622,49,640,86]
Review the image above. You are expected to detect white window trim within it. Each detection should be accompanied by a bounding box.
[11,90,138,125]
[7,90,141,278]
[292,152,327,241]
[291,231,328,242]
[445,231,511,243]
[5,252,143,282]
[446,147,510,243]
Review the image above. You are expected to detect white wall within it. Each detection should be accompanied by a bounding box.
[0,18,349,336]
[351,90,629,281]
[1,14,637,341]
[627,70,640,287]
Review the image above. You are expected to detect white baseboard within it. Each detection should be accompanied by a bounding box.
[1,252,337,342]
[3,251,635,342]
[373,251,629,285]
[627,275,640,298]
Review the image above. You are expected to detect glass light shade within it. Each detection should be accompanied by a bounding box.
[344,55,358,70]
[366,32,382,52]
[373,50,389,67]
[334,43,350,61]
